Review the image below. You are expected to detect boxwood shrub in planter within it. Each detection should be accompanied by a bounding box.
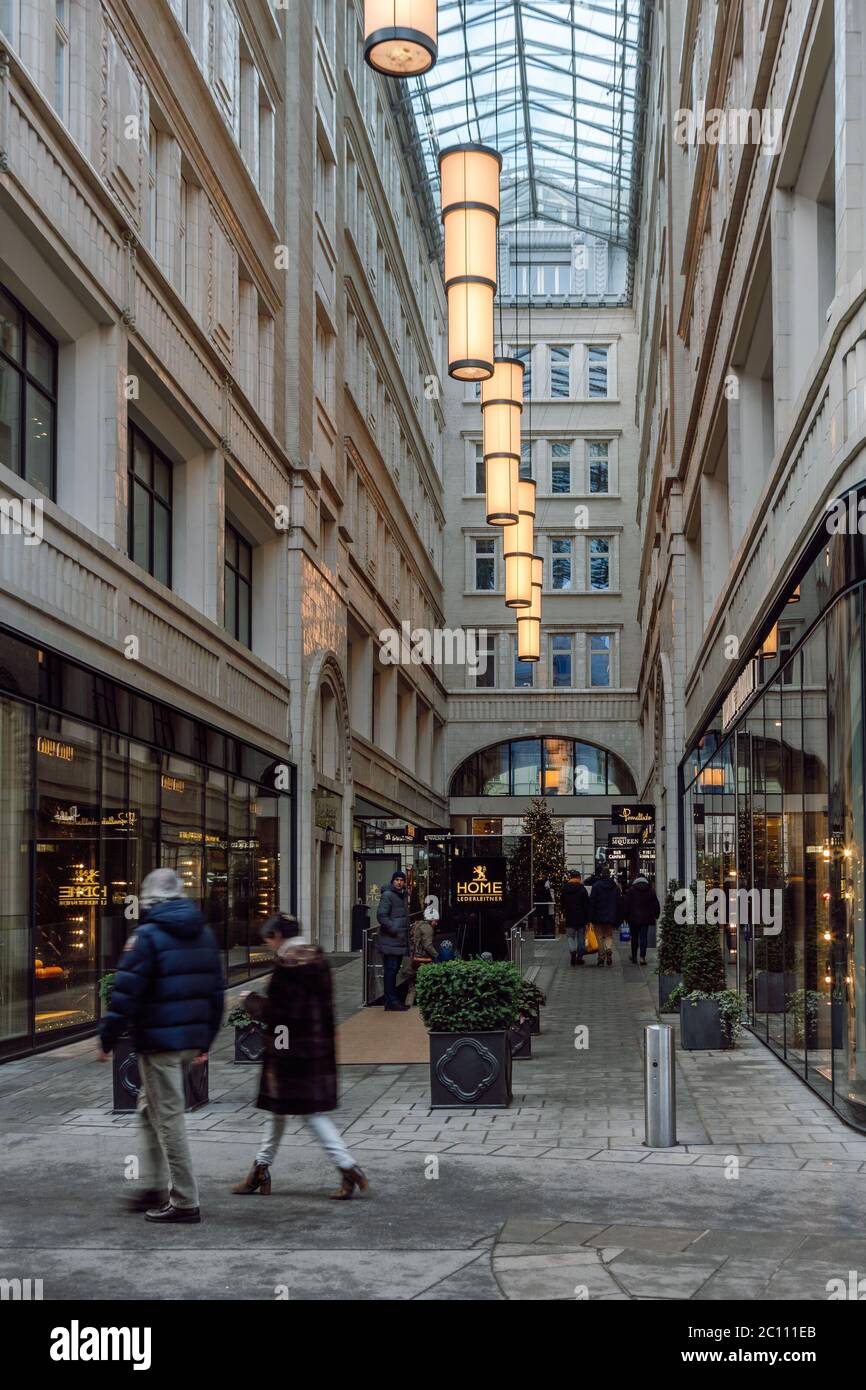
[225,1004,265,1064]
[519,980,546,1036]
[416,960,521,1108]
[672,918,744,1050]
[100,971,209,1112]
[655,880,686,1012]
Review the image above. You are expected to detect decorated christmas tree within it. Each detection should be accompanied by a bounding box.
[519,798,568,906]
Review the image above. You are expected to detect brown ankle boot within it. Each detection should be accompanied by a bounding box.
[231,1162,271,1195]
[329,1166,369,1201]
[606,949,613,966]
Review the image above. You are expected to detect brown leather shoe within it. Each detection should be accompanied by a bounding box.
[329,1166,369,1200]
[231,1162,271,1195]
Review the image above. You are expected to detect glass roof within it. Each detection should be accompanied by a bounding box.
[402,0,653,254]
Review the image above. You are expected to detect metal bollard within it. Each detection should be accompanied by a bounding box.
[644,1023,677,1148]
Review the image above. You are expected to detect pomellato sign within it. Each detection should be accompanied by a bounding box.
[455,860,505,904]
[612,805,654,826]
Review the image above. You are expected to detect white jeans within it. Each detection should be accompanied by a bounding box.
[256,1112,356,1170]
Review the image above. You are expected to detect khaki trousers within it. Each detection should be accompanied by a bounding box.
[136,1049,200,1210]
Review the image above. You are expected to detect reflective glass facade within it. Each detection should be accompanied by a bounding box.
[682,490,866,1127]
[0,630,295,1058]
[450,736,637,797]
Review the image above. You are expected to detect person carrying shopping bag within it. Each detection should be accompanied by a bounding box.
[231,914,368,1201]
[588,867,624,968]
[560,870,590,966]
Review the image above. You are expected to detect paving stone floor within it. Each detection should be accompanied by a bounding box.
[1,941,865,1300]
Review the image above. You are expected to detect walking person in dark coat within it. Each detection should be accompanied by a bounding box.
[376,870,410,1011]
[560,870,590,966]
[232,914,368,1201]
[98,868,224,1223]
[624,876,661,966]
[588,866,624,968]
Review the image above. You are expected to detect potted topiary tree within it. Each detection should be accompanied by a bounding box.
[225,1003,265,1063]
[99,971,209,1111]
[672,918,744,1050]
[656,880,686,1012]
[416,959,522,1108]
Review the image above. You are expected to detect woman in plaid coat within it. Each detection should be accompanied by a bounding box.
[231,914,369,1201]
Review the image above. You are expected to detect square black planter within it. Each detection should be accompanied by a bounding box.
[509,1017,533,1060]
[658,973,682,1012]
[526,1005,541,1036]
[234,1023,265,1063]
[111,1039,209,1112]
[755,970,798,1014]
[679,997,732,1051]
[429,1031,513,1108]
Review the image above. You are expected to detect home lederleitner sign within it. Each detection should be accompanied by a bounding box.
[455,860,506,905]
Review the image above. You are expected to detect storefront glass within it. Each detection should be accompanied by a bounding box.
[0,633,295,1058]
[681,494,866,1127]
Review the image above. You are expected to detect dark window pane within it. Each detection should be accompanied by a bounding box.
[238,579,251,648]
[25,384,54,495]
[478,744,509,795]
[238,535,252,581]
[132,480,150,568]
[225,570,237,638]
[153,454,171,502]
[0,361,20,473]
[511,739,541,796]
[225,524,237,569]
[0,291,22,362]
[152,501,170,586]
[26,322,55,392]
[133,432,151,483]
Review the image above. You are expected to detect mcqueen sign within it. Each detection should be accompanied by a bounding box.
[455,861,505,904]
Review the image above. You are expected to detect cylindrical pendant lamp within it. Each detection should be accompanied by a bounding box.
[762,624,778,658]
[517,614,541,662]
[439,144,501,380]
[504,480,536,608]
[364,1,438,76]
[485,457,519,526]
[482,357,524,525]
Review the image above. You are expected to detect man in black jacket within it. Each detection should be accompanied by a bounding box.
[99,869,224,1223]
[624,875,661,966]
[376,870,410,1012]
[588,867,624,968]
[560,871,590,966]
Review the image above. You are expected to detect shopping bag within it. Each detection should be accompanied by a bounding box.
[620,924,631,942]
[585,925,598,954]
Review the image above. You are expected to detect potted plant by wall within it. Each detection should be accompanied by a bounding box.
[755,927,797,1014]
[655,880,686,1012]
[509,980,546,1059]
[416,959,521,1108]
[671,919,744,1050]
[520,979,546,1036]
[99,971,209,1112]
[225,1003,265,1064]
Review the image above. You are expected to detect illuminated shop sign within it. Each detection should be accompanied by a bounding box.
[608,833,641,849]
[161,775,186,794]
[51,807,138,830]
[37,736,75,762]
[455,861,505,904]
[611,805,654,825]
[59,868,107,908]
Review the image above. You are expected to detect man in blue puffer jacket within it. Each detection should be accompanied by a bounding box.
[99,868,224,1224]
